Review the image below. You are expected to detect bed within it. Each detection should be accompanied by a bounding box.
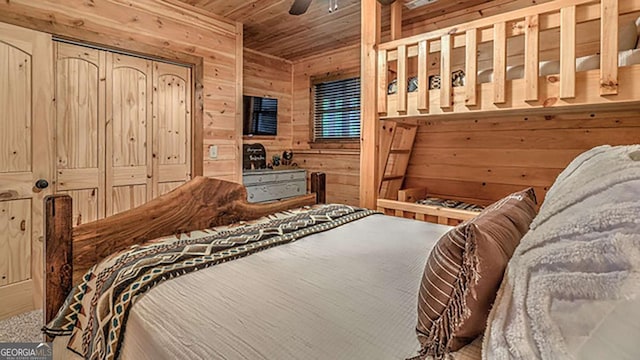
[43,173,482,360]
[376,0,640,118]
[42,146,640,360]
[378,187,484,226]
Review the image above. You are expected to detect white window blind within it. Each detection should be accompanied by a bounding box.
[313,77,361,141]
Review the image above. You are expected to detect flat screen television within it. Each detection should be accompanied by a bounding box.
[243,96,278,136]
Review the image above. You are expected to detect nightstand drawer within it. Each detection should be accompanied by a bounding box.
[246,179,306,203]
[242,170,306,186]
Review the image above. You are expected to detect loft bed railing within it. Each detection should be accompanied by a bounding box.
[376,0,640,119]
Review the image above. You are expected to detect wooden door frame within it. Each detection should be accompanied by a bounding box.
[6,23,206,178]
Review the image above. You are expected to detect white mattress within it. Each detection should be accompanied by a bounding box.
[477,49,640,83]
[53,214,483,360]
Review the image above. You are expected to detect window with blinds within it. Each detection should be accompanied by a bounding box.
[313,77,361,141]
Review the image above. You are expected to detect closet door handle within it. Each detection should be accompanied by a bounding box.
[35,179,49,190]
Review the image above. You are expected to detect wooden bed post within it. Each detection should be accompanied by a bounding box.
[311,172,326,204]
[44,195,73,325]
[359,0,381,209]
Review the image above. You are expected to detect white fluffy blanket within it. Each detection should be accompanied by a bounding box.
[483,145,640,360]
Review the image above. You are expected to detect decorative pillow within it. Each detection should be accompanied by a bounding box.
[483,145,640,360]
[415,188,537,358]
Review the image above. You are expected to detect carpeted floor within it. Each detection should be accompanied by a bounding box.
[0,310,43,343]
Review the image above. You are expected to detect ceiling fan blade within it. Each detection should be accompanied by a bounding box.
[289,0,313,15]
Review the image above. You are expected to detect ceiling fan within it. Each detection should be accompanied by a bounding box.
[288,0,398,16]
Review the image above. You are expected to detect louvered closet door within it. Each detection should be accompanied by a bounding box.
[55,43,105,225]
[106,52,154,216]
[0,23,54,319]
[153,62,192,196]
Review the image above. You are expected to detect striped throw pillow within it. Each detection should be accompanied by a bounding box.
[415,188,537,359]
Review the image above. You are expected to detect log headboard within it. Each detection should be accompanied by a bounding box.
[44,172,326,324]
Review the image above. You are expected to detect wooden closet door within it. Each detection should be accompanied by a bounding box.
[153,61,192,196]
[54,42,105,225]
[106,53,153,215]
[0,23,54,319]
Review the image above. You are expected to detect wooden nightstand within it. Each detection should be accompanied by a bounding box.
[242,169,307,203]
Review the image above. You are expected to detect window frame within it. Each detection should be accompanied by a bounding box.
[309,71,361,149]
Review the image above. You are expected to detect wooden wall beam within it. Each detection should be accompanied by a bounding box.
[390,1,403,40]
[235,22,244,183]
[560,6,576,99]
[600,0,619,95]
[359,0,381,209]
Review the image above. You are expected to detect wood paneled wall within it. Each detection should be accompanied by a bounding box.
[292,45,361,205]
[0,0,243,183]
[242,48,293,159]
[404,112,640,206]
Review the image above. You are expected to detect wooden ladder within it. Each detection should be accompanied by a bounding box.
[378,120,418,200]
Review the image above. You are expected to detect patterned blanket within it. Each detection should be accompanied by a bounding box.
[44,204,377,360]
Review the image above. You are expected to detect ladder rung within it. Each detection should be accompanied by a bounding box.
[382,175,404,181]
[389,149,411,154]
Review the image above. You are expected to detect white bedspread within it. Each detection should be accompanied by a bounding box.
[53,214,482,360]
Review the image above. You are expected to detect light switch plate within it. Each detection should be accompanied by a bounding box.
[208,145,218,159]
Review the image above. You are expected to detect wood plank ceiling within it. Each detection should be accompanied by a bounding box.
[178,0,545,61]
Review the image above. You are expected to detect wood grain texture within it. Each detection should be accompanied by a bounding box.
[58,189,99,226]
[383,66,640,118]
[296,151,360,206]
[0,41,31,173]
[311,172,326,204]
[417,40,429,111]
[439,34,452,109]
[377,198,476,225]
[404,111,640,206]
[243,48,293,160]
[0,22,54,320]
[44,195,72,325]
[559,6,576,99]
[359,0,381,209]
[178,0,547,60]
[600,0,619,96]
[493,22,507,104]
[377,50,388,114]
[46,176,324,300]
[0,199,31,286]
[0,0,241,182]
[180,0,360,60]
[524,14,539,102]
[153,61,192,196]
[464,30,477,106]
[397,44,408,113]
[292,45,361,206]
